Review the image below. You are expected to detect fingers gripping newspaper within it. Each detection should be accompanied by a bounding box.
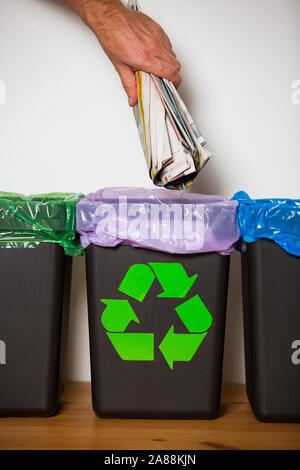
[126,0,212,190]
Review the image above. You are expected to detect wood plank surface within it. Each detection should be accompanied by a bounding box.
[0,382,299,450]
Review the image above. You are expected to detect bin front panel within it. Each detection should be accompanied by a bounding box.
[242,240,300,422]
[86,245,230,418]
[0,244,70,416]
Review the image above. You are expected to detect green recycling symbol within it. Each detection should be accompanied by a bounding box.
[100,263,213,370]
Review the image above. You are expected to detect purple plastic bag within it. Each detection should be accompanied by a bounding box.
[76,188,239,254]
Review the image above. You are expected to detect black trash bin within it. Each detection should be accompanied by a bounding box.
[77,188,239,419]
[234,191,300,422]
[0,192,82,416]
[0,244,72,416]
[242,240,300,422]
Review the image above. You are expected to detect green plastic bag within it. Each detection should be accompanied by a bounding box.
[0,191,84,256]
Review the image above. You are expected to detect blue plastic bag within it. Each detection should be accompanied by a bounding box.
[232,191,300,257]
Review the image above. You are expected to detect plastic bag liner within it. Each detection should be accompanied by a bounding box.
[0,191,84,256]
[76,187,239,254]
[232,191,300,257]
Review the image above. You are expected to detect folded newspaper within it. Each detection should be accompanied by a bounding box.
[127,0,212,190]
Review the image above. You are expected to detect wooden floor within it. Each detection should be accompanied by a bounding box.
[0,382,299,450]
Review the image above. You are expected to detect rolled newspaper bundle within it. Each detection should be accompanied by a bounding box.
[128,0,212,190]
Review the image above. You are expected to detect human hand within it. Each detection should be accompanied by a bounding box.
[62,0,181,106]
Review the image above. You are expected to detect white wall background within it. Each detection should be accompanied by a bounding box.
[1,0,299,383]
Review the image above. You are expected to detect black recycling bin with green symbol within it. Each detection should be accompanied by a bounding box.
[77,188,239,418]
[233,192,300,422]
[0,192,83,417]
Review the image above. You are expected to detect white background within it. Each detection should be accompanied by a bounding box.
[1,0,299,383]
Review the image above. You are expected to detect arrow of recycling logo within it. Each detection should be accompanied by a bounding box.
[100,263,213,370]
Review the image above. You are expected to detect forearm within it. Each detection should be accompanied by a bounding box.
[59,0,124,25]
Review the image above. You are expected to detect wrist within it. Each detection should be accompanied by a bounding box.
[77,0,126,26]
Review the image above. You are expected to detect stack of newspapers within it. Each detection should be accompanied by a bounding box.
[127,0,212,190]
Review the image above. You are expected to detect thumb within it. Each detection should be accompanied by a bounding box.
[116,64,138,107]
